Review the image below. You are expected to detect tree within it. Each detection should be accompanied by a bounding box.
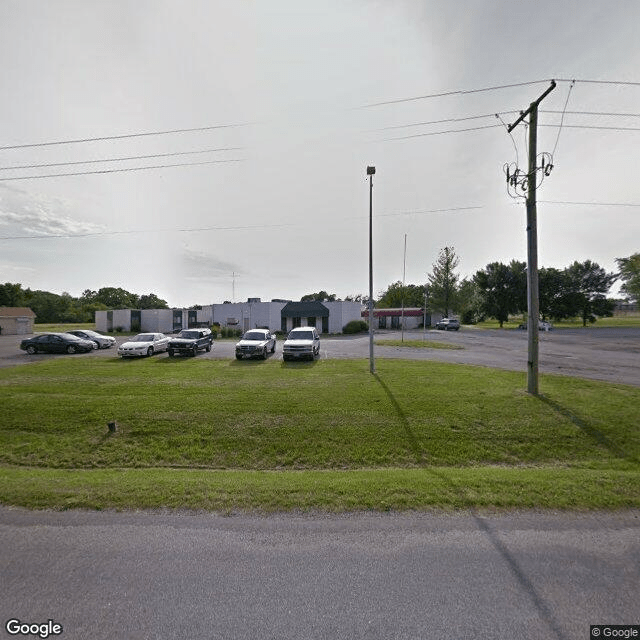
[616,253,640,302]
[473,262,521,327]
[538,267,575,321]
[456,278,484,324]
[138,293,169,309]
[0,283,26,307]
[427,246,460,315]
[377,282,425,308]
[94,287,139,309]
[300,291,337,302]
[564,260,617,326]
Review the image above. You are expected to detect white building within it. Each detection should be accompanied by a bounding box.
[96,299,364,334]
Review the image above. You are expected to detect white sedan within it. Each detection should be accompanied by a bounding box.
[117,333,170,358]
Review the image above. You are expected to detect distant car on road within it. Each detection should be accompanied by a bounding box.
[168,328,213,357]
[283,327,320,361]
[518,320,553,331]
[67,329,116,349]
[117,333,170,358]
[235,329,276,360]
[20,333,95,355]
[435,318,460,331]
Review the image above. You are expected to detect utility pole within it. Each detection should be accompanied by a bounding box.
[367,166,376,374]
[507,81,555,395]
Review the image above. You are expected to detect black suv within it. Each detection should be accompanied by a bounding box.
[167,328,213,357]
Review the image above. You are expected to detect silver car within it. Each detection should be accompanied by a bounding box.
[67,329,116,349]
[282,327,320,361]
[235,329,276,360]
[117,333,170,358]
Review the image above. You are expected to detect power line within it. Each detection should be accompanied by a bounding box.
[377,205,483,218]
[0,158,244,182]
[0,122,253,151]
[380,123,503,141]
[377,109,640,133]
[539,200,640,207]
[0,147,243,172]
[360,80,552,108]
[0,221,292,241]
[360,78,640,109]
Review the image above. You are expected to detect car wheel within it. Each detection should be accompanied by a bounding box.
[67,345,76,354]
[192,346,198,357]
[147,347,154,357]
[91,341,99,349]
[236,354,243,360]
[26,345,37,355]
[168,349,174,357]
[206,344,211,352]
[262,347,268,359]
[271,343,275,353]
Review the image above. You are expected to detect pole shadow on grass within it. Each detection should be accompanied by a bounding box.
[537,394,628,460]
[373,371,567,640]
[373,373,426,465]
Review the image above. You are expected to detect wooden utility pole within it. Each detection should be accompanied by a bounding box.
[507,81,555,395]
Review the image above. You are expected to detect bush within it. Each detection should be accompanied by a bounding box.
[343,320,369,334]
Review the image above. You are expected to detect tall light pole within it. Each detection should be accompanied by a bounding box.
[367,166,376,374]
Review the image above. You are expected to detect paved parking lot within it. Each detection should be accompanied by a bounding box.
[1,327,639,386]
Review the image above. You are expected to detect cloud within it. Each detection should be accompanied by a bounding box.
[181,247,245,282]
[0,185,104,237]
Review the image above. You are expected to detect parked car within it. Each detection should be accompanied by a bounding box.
[235,329,276,360]
[282,327,320,361]
[67,329,116,349]
[168,328,213,357]
[20,333,95,355]
[435,318,460,331]
[117,333,170,358]
[518,320,553,331]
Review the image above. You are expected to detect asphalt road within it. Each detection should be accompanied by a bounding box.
[1,507,638,640]
[2,327,639,386]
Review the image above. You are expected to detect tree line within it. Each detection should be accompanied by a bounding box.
[371,248,638,327]
[333,249,637,327]
[0,284,169,324]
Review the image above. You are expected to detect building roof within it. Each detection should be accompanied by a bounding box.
[0,307,36,318]
[281,301,330,318]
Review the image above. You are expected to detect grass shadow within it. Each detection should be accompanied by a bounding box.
[538,394,628,460]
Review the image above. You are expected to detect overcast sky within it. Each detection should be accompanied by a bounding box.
[1,0,639,307]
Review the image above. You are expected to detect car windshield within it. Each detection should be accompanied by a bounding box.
[288,331,313,340]
[243,331,266,340]
[179,331,199,339]
[132,334,155,342]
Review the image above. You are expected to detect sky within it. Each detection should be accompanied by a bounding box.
[0,0,639,308]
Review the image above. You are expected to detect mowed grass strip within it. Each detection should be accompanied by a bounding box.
[1,467,637,511]
[0,357,638,510]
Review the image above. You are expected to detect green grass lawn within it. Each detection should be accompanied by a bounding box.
[474,314,640,330]
[0,357,638,511]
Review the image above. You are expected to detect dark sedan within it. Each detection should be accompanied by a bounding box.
[20,333,96,355]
